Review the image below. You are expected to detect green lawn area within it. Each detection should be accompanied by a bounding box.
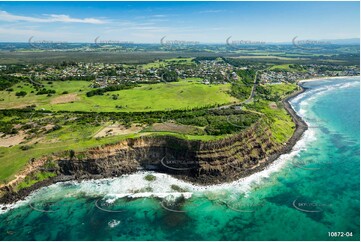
[269,64,306,72]
[140,58,194,69]
[233,56,303,60]
[0,79,237,112]
[39,80,238,112]
[0,81,92,109]
[261,83,299,97]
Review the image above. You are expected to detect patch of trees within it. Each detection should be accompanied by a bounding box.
[36,88,56,95]
[229,69,256,100]
[0,122,18,135]
[20,145,33,151]
[222,58,252,67]
[86,83,138,97]
[175,109,259,135]
[237,69,256,84]
[43,75,95,82]
[159,70,178,83]
[255,85,296,102]
[289,64,304,71]
[15,91,27,97]
[0,75,29,91]
[0,64,27,74]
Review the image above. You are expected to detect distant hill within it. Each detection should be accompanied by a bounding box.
[322,38,360,45]
[270,38,359,45]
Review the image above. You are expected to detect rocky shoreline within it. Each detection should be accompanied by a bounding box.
[0,86,308,205]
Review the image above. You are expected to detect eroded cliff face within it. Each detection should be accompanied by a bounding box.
[58,136,200,179]
[56,120,283,185]
[0,113,305,204]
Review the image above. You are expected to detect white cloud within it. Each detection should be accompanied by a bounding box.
[0,26,87,42]
[198,10,226,14]
[0,27,43,36]
[0,10,107,24]
[150,14,167,18]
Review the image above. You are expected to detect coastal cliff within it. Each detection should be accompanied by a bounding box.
[0,88,308,204]
[56,119,281,184]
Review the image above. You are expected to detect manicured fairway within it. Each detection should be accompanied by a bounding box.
[39,80,238,112]
[0,79,238,112]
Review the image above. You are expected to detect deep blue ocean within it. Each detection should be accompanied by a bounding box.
[0,76,359,241]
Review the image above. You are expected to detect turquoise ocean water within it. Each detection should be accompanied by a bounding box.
[0,77,359,241]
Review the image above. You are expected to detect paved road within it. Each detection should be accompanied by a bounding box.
[28,77,43,87]
[216,70,260,110]
[243,70,260,104]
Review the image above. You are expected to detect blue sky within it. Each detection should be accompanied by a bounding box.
[0,1,359,43]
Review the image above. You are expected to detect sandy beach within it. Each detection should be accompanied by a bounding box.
[297,75,360,84]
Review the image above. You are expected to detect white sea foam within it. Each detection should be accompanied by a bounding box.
[108,219,121,228]
[0,200,29,214]
[298,75,359,84]
[291,78,359,126]
[294,84,345,105]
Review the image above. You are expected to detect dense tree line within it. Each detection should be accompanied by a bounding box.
[36,88,56,95]
[86,83,139,97]
[158,70,178,83]
[43,75,95,82]
[175,109,259,135]
[222,57,252,67]
[0,121,18,135]
[0,75,29,91]
[0,64,27,74]
[15,91,27,97]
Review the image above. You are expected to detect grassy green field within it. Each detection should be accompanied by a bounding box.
[233,56,305,60]
[140,58,194,69]
[269,64,306,72]
[0,79,238,112]
[0,81,92,109]
[260,82,299,96]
